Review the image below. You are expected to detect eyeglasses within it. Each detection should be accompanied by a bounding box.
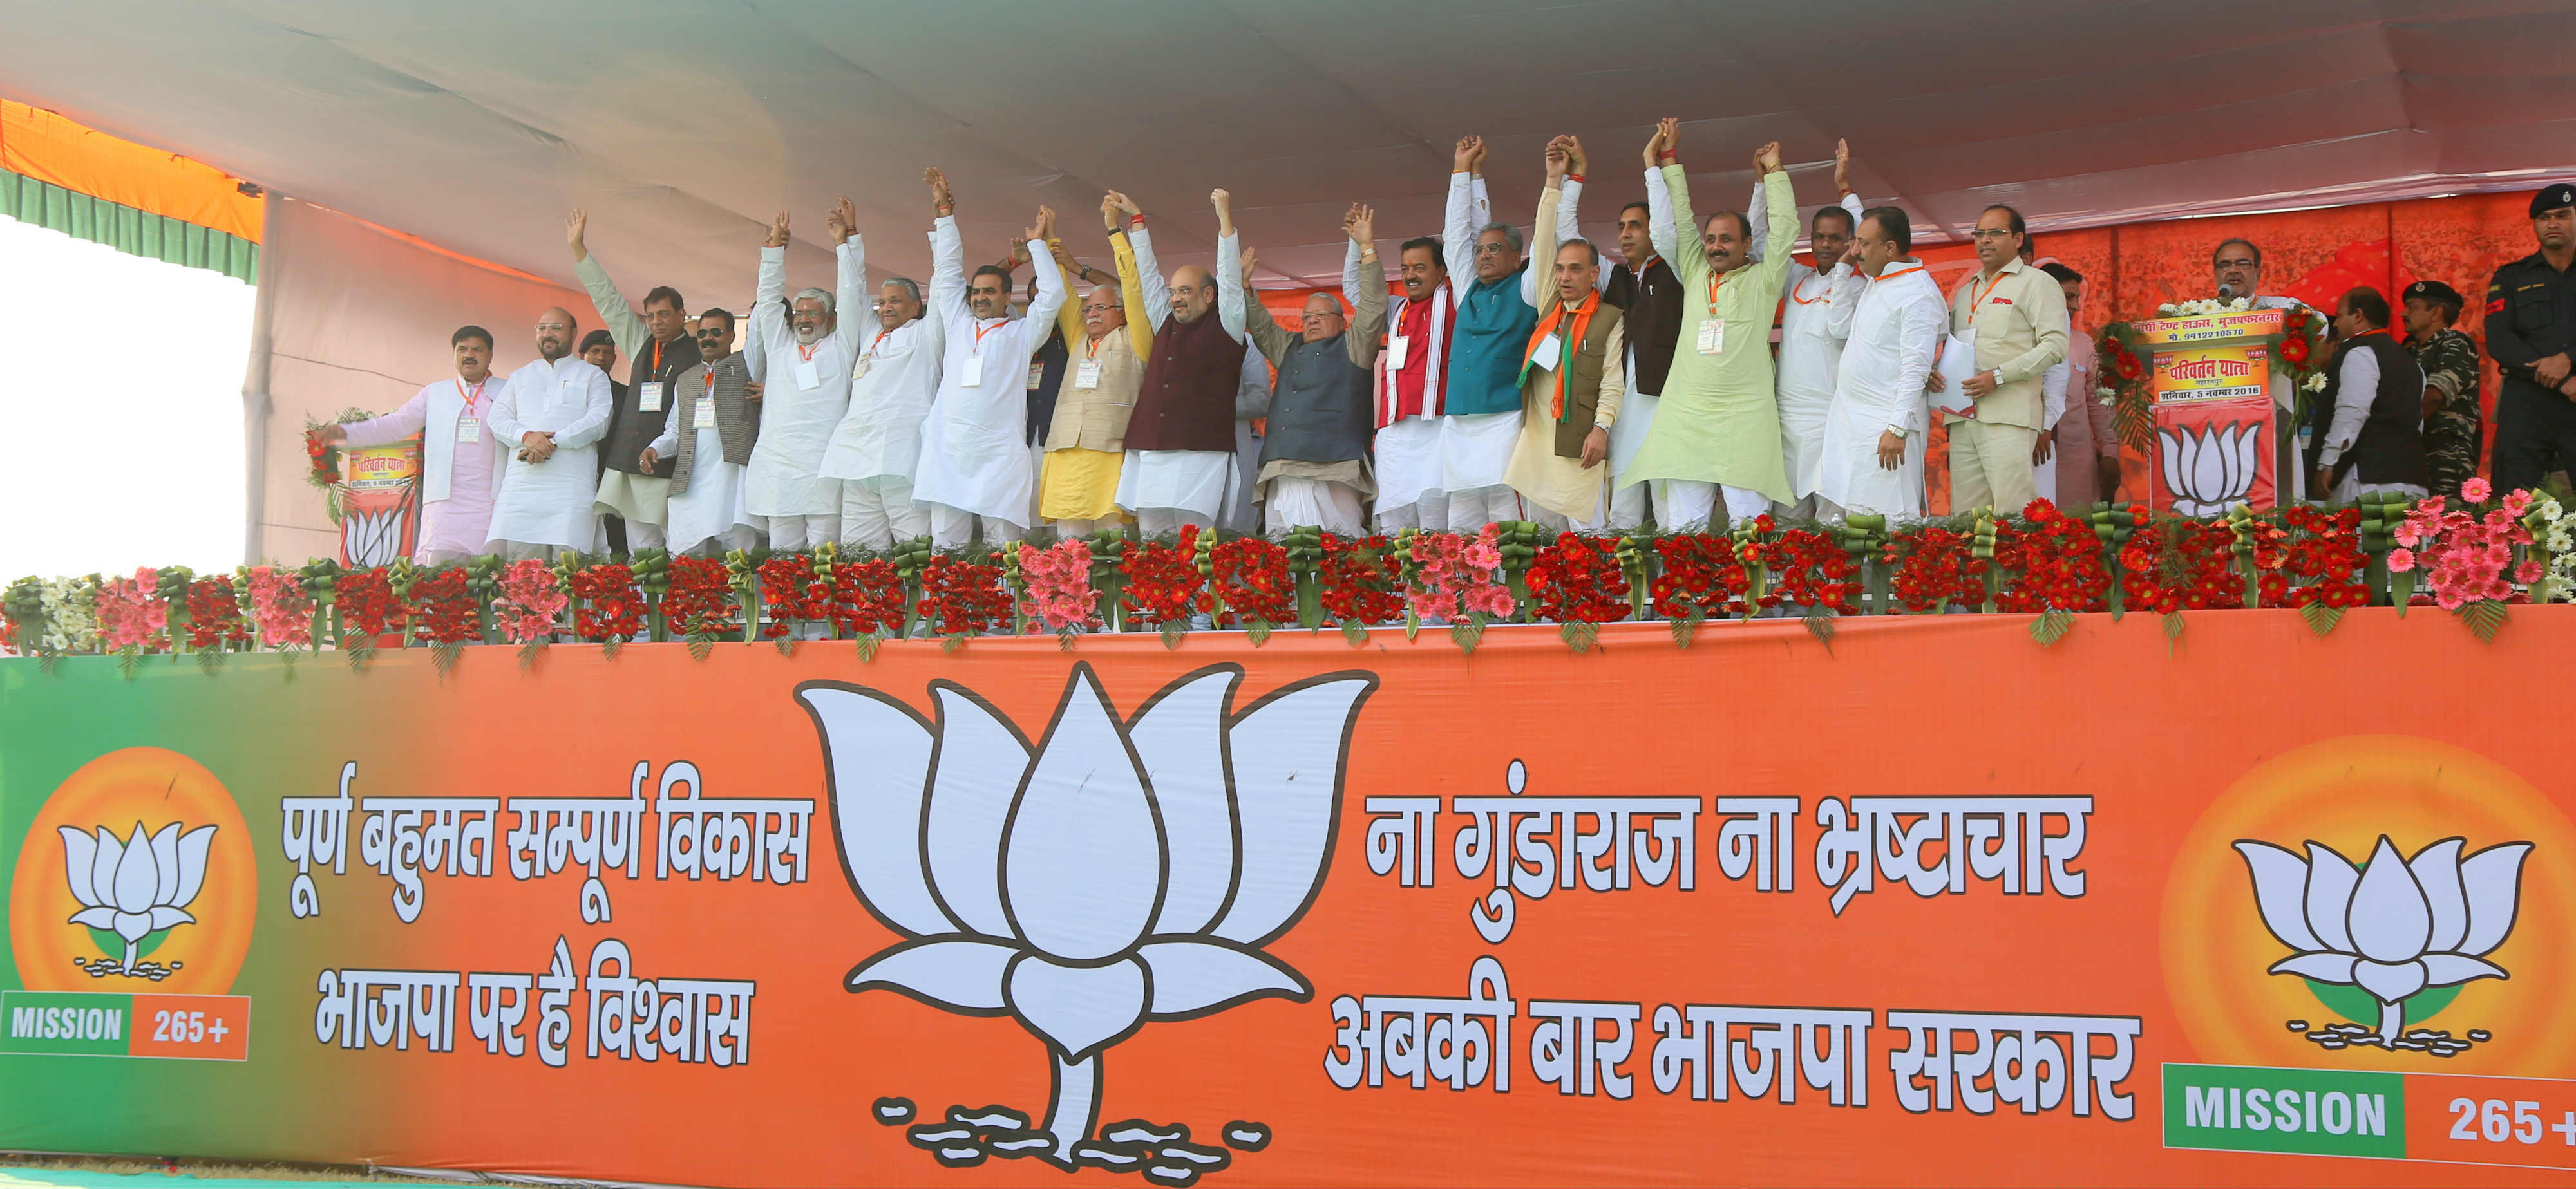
[2214,258,2259,270]
[1474,243,1515,257]
[1970,229,2018,241]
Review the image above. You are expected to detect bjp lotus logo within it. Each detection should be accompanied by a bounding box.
[799,664,1374,1174]
[2237,835,2528,1053]
[10,747,257,995]
[2158,421,2261,516]
[58,821,219,977]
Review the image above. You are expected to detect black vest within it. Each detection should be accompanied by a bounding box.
[1258,333,1374,468]
[1604,255,1681,396]
[604,333,701,477]
[1026,327,1071,447]
[2307,330,2428,489]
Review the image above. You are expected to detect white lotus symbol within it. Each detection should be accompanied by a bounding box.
[2237,835,2528,1045]
[799,662,1376,1165]
[59,821,218,972]
[2157,422,2260,516]
[344,506,407,566]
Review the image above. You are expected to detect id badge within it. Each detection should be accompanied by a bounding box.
[1531,332,1562,372]
[1026,363,1045,391]
[1075,359,1102,389]
[1696,319,1725,355]
[1388,334,1410,370]
[639,382,665,412]
[794,358,822,390]
[693,400,717,429]
[851,353,873,382]
[455,417,481,444]
[960,356,984,388]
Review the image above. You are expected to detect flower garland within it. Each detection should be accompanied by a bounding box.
[493,559,569,644]
[1651,532,1751,619]
[244,566,315,650]
[2525,494,2576,603]
[2121,518,2242,613]
[1407,527,1515,621]
[755,554,830,639]
[661,556,740,639]
[95,569,169,652]
[334,567,402,642]
[917,554,1010,638]
[1526,533,1633,623]
[405,568,482,645]
[2271,505,2367,609]
[1317,534,1406,625]
[826,559,907,638]
[2391,480,2534,609]
[1120,525,1206,628]
[1208,537,1296,628]
[1885,527,1985,613]
[1754,527,1861,614]
[184,576,249,650]
[1996,500,2111,613]
[38,577,100,653]
[1016,539,1101,633]
[567,563,646,642]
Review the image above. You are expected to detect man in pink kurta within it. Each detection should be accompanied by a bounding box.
[2041,264,2121,505]
[316,325,509,564]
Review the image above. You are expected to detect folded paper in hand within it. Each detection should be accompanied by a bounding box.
[1933,332,1978,417]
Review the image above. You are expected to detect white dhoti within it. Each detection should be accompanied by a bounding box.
[1778,386,1833,502]
[1373,417,1444,521]
[487,444,604,554]
[840,478,931,550]
[667,437,766,557]
[1816,400,1926,518]
[1605,389,1662,531]
[1264,476,1367,536]
[1117,449,1234,532]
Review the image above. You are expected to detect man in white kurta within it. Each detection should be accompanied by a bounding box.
[486,312,616,558]
[911,182,1063,548]
[1744,140,1869,518]
[318,326,509,565]
[743,209,865,551]
[1817,209,1946,519]
[822,191,954,548]
[644,311,762,557]
[1121,190,1253,534]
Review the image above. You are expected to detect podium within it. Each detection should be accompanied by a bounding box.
[334,438,422,566]
[2131,309,2284,514]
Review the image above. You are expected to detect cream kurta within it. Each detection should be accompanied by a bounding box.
[1620,169,1797,503]
[1502,179,1626,523]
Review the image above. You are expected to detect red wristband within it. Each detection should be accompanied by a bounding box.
[1567,172,1586,183]
[1657,152,1677,163]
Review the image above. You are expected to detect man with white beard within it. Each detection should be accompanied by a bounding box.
[1817,207,1945,518]
[484,308,616,559]
[910,175,1064,548]
[1121,189,1253,536]
[820,186,954,550]
[744,207,866,552]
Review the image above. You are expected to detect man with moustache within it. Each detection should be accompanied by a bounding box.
[1120,188,1253,536]
[1240,203,1390,534]
[1502,139,1625,526]
[1817,208,1944,518]
[569,209,700,552]
[1035,195,1156,539]
[744,205,869,551]
[641,303,763,557]
[310,326,511,564]
[1743,139,1867,518]
[1933,203,2067,512]
[2486,183,2576,495]
[822,184,955,550]
[910,171,1063,548]
[484,308,616,559]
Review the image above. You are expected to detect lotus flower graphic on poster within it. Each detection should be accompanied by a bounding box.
[801,664,1374,1174]
[57,821,218,978]
[2238,835,2528,1053]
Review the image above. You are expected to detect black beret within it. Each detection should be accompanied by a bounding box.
[2403,280,2463,308]
[2531,183,2576,217]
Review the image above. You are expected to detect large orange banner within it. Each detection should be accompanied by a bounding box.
[4,612,2573,1185]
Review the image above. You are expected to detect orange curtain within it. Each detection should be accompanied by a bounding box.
[0,100,262,242]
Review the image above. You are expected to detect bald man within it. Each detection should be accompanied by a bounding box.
[485,306,616,559]
[1241,204,1389,534]
[1119,189,1254,536]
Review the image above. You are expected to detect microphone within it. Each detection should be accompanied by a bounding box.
[2217,282,2241,301]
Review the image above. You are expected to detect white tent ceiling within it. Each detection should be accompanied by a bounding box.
[6,0,2575,309]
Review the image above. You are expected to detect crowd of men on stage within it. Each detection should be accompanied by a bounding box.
[316,124,2576,565]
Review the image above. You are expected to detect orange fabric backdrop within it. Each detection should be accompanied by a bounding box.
[0,100,261,242]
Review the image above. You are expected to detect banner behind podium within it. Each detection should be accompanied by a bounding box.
[2137,310,2283,514]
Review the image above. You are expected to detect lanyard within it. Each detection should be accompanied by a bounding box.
[1791,271,1828,305]
[1706,267,1743,312]
[1969,268,2009,312]
[971,319,1006,355]
[649,337,664,377]
[1083,332,1108,360]
[1875,263,1927,283]
[870,328,893,356]
[455,377,487,415]
[797,341,819,363]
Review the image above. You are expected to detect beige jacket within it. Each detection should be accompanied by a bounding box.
[1947,256,2069,430]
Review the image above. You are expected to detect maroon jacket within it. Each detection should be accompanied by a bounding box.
[1126,310,1247,452]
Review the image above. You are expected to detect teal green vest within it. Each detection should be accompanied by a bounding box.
[1444,265,1536,415]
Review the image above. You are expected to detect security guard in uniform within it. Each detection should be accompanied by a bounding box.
[2400,281,2483,501]
[2486,183,2576,494]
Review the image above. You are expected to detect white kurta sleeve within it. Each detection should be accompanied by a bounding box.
[555,364,616,449]
[833,235,869,355]
[1743,178,1770,265]
[574,256,649,359]
[647,419,679,458]
[927,214,966,326]
[1216,231,1248,343]
[2317,348,2380,467]
[340,387,432,449]
[1443,171,1477,311]
[1644,166,1678,263]
[1891,287,1946,434]
[1130,223,1171,333]
[747,245,789,385]
[1026,238,1068,332]
[484,378,528,446]
[1556,175,1583,253]
[1820,262,1863,340]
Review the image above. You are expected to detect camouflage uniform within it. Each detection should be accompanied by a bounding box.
[2407,327,2483,500]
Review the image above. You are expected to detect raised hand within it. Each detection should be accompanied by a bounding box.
[1023,212,1047,245]
[1565,135,1587,176]
[1833,138,1852,194]
[829,197,858,245]
[1345,202,1376,247]
[1211,188,1233,238]
[1544,136,1570,180]
[1048,239,1080,277]
[1756,140,1783,173]
[566,209,589,260]
[924,167,952,216]
[766,211,791,249]
[1657,117,1681,161]
[1454,135,1479,173]
[1238,247,1258,286]
[1468,136,1488,174]
[1038,205,1058,241]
